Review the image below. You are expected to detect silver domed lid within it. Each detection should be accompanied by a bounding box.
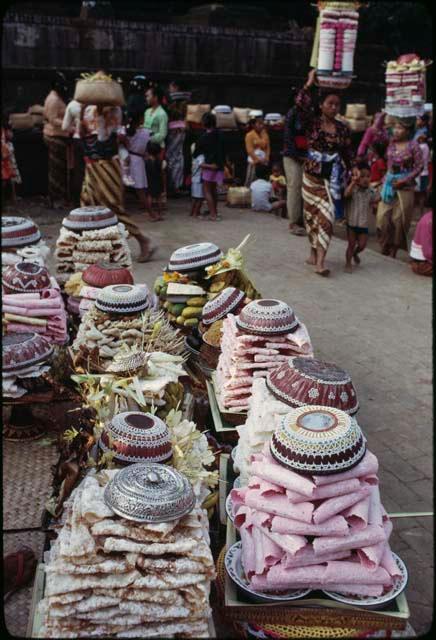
[104,462,195,523]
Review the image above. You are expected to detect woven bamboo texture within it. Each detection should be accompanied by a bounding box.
[3,439,58,530]
[3,530,45,638]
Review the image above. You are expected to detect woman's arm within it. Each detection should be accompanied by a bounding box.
[245,131,259,163]
[394,143,424,188]
[295,69,317,130]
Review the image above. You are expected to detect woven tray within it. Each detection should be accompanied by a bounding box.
[3,439,58,530]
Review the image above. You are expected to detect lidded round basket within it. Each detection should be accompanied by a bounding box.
[82,262,134,289]
[2,217,41,248]
[167,242,223,272]
[62,206,118,231]
[99,412,173,464]
[3,332,54,373]
[267,357,359,415]
[236,299,299,336]
[202,287,245,326]
[104,462,195,523]
[2,262,51,294]
[270,405,366,476]
[95,284,150,314]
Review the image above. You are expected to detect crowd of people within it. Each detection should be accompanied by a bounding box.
[1,68,433,276]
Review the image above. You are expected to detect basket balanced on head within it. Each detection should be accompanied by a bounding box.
[74,71,125,107]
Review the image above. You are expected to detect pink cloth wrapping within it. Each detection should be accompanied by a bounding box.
[283,548,352,569]
[251,561,391,590]
[313,486,372,524]
[240,524,256,578]
[312,451,379,486]
[245,490,314,523]
[411,210,432,263]
[5,323,46,334]
[367,486,383,526]
[3,295,62,308]
[320,584,384,597]
[234,505,254,530]
[253,527,284,574]
[3,289,68,344]
[380,544,401,579]
[249,459,316,497]
[285,478,361,503]
[313,524,387,556]
[271,515,349,537]
[230,487,248,513]
[2,293,40,300]
[258,527,307,557]
[357,519,393,572]
[342,496,371,530]
[3,305,62,316]
[79,285,101,300]
[249,476,285,496]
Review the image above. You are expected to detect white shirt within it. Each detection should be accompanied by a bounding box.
[62,99,82,138]
[250,178,273,211]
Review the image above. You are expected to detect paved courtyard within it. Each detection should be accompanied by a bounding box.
[7,196,433,634]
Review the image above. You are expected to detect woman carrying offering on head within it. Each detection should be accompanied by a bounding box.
[244,115,270,187]
[296,69,353,276]
[376,118,423,258]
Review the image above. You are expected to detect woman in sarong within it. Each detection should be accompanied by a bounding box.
[376,118,423,258]
[43,71,69,208]
[166,80,191,196]
[409,206,432,276]
[296,69,353,276]
[79,103,153,262]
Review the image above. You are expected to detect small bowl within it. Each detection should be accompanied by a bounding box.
[62,206,118,231]
[270,405,366,476]
[2,262,51,294]
[236,299,299,336]
[168,242,223,272]
[104,462,195,523]
[99,412,173,464]
[267,357,359,415]
[95,284,150,314]
[82,262,134,289]
[202,288,245,326]
[2,216,41,248]
[3,332,53,373]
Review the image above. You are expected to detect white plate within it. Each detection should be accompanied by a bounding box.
[225,493,235,523]
[323,553,408,609]
[225,541,312,604]
[233,476,241,489]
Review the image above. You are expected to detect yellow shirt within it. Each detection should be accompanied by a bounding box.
[245,129,270,164]
[270,174,286,186]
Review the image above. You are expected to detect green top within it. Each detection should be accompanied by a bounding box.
[143,105,168,147]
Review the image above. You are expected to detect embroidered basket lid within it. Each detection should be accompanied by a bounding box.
[104,462,195,523]
[236,299,299,336]
[62,206,118,231]
[3,332,54,373]
[270,405,366,476]
[82,262,134,289]
[2,262,51,294]
[2,217,41,248]
[167,242,223,272]
[267,357,359,415]
[95,284,150,314]
[99,412,173,465]
[202,287,245,326]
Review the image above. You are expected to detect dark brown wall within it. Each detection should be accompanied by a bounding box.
[2,12,390,115]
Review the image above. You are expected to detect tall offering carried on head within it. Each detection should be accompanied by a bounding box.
[311,1,361,89]
[384,54,431,118]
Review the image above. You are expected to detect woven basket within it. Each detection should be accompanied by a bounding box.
[28,104,44,115]
[187,104,211,124]
[215,112,237,129]
[30,114,44,127]
[345,117,367,132]
[9,113,33,130]
[74,77,125,106]
[233,107,251,124]
[345,104,367,119]
[227,187,251,207]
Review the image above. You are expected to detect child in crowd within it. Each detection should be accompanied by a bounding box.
[250,164,286,217]
[145,140,164,221]
[344,162,378,273]
[369,141,387,215]
[190,141,205,218]
[415,132,430,218]
[269,161,287,200]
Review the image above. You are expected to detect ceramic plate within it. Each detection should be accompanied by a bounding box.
[323,553,408,609]
[233,476,241,489]
[225,541,312,604]
[225,493,235,523]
